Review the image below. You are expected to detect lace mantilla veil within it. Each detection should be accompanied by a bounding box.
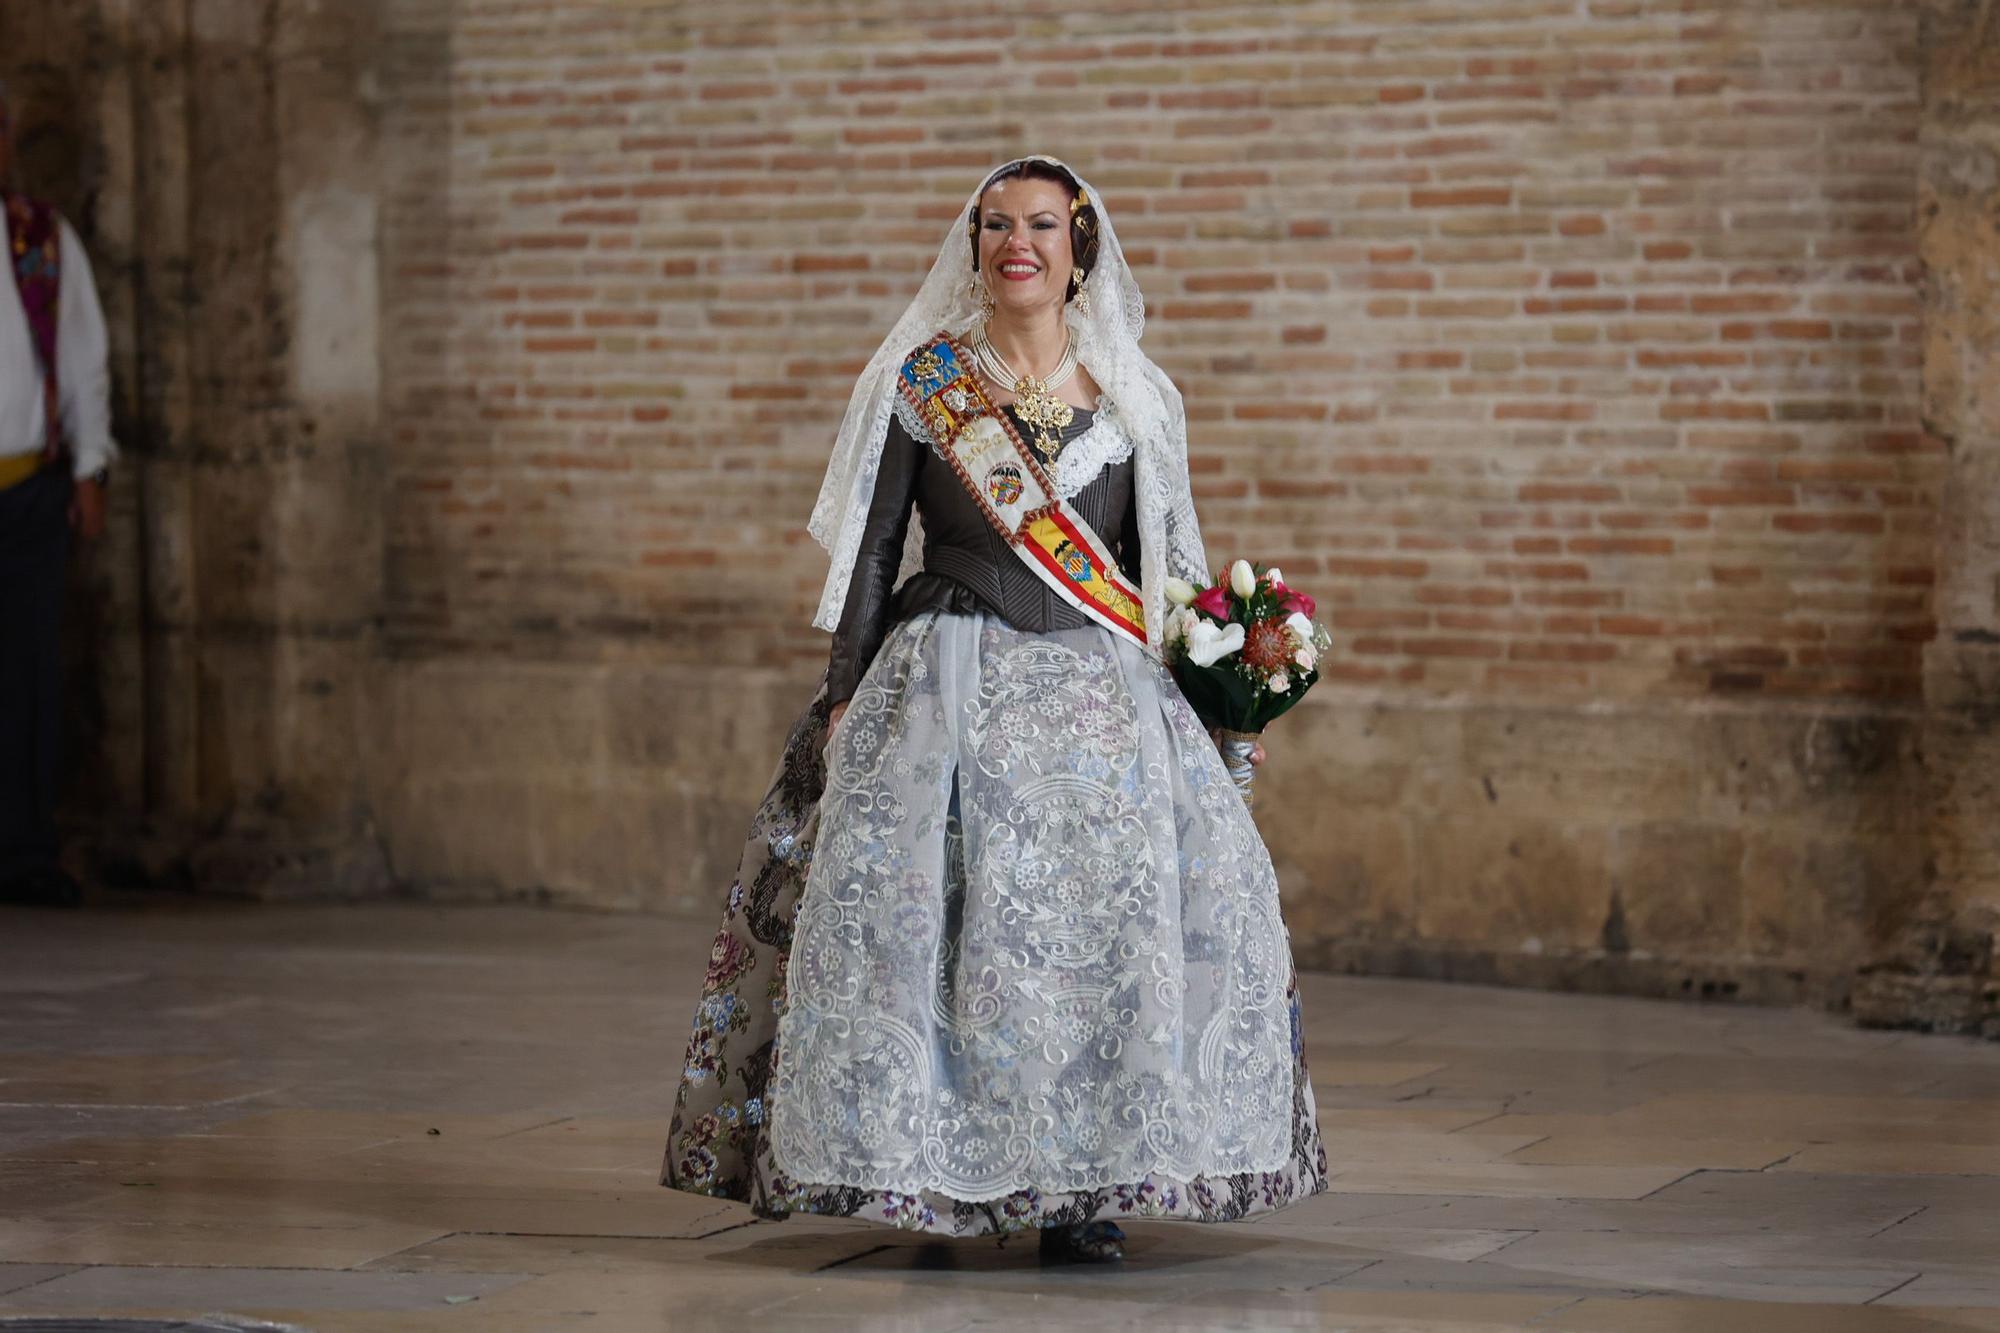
[807,155,1209,653]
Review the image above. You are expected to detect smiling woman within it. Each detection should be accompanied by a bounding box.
[970,159,1099,308]
[661,157,1327,1265]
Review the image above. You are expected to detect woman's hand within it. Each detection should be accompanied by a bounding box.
[828,700,849,738]
[1209,728,1267,767]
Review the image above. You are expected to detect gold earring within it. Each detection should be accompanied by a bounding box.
[1071,269,1090,317]
[971,276,995,320]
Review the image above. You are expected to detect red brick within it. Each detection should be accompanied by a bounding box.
[1569,536,1673,556]
[1412,187,1512,208]
[1329,557,1430,579]
[1772,513,1886,534]
[1405,636,1505,658]
[1688,485,1796,506]
[1519,483,1618,503]
[1509,640,1617,662]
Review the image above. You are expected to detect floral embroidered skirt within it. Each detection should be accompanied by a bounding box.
[662,611,1327,1235]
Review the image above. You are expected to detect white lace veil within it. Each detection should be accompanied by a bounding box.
[807,155,1209,652]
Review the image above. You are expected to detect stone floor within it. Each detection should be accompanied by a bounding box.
[1,903,1997,1332]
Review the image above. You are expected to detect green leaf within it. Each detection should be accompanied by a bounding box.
[1246,669,1318,729]
[1171,660,1258,730]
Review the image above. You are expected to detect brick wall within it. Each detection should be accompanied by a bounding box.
[385,0,1933,702]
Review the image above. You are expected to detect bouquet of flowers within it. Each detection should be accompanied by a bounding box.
[1162,560,1330,808]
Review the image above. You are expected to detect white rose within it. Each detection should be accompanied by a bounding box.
[1229,559,1257,599]
[1184,618,1245,668]
[1285,611,1315,644]
[1294,646,1316,672]
[1268,671,1291,694]
[1164,606,1198,645]
[1164,576,1199,607]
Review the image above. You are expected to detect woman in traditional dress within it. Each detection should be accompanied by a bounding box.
[662,156,1327,1262]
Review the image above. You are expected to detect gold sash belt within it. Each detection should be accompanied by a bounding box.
[0,453,42,491]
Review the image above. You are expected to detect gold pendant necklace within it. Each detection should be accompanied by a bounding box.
[972,328,1078,461]
[1011,378,1074,459]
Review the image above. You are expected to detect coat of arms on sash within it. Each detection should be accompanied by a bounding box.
[986,463,1024,506]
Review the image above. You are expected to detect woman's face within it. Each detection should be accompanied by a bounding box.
[976,176,1075,319]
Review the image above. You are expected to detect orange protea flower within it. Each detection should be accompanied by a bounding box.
[1241,616,1294,672]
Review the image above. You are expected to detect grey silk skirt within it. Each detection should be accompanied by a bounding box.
[662,611,1327,1234]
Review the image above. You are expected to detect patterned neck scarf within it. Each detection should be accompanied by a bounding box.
[3,191,63,462]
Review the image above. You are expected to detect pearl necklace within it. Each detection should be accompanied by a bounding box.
[971,326,1079,460]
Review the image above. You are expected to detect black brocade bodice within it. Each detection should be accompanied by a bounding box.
[826,404,1139,705]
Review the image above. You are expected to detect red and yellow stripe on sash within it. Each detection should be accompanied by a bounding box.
[1021,509,1147,645]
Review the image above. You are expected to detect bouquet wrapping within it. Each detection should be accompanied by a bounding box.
[1162,560,1330,808]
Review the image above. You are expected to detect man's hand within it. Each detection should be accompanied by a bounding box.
[69,476,106,541]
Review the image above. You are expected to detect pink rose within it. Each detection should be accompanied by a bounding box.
[1281,590,1317,619]
[1193,584,1231,620]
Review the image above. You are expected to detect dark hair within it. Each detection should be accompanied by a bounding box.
[966,159,1101,302]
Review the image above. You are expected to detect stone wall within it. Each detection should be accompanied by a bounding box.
[7,0,1993,1034]
[1877,0,2000,1034]
[1,0,392,896]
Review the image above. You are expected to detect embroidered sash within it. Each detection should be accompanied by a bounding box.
[897,334,1147,650]
[4,192,63,464]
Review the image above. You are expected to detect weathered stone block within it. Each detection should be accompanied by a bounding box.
[1265,804,1417,947]
[1410,814,1610,952]
[1608,822,1747,956]
[1739,831,1920,964]
[388,662,608,776]
[604,666,817,806]
[1263,698,1455,812]
[1456,709,1701,824]
[1696,710,1923,836]
[381,776,539,894]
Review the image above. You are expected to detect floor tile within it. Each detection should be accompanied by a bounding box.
[1487,1228,1918,1303]
[1504,1134,1799,1170]
[202,1110,567,1141]
[9,1219,453,1269]
[1544,1294,1989,1330]
[1774,1143,2000,1176]
[0,1264,77,1298]
[1327,1161,1692,1199]
[1875,1275,2000,1308]
[0,1263,531,1313]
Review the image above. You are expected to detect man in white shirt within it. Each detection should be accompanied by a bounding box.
[0,81,117,908]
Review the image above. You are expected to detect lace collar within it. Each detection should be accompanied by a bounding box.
[892,393,1137,501]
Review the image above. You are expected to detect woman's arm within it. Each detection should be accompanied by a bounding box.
[825,416,923,710]
[1116,478,1143,587]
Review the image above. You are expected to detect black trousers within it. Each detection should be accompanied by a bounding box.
[0,466,72,881]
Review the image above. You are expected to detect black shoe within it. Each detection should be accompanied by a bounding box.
[0,867,83,908]
[1040,1220,1125,1263]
